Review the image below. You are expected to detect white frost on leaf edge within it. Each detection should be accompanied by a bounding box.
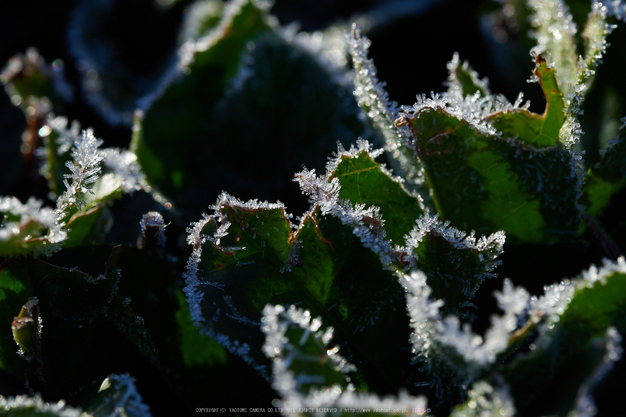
[182,192,292,376]
[450,380,516,417]
[296,139,504,275]
[572,326,622,417]
[137,0,275,116]
[529,256,626,329]
[0,196,67,254]
[403,256,626,380]
[93,373,153,417]
[346,24,428,190]
[262,304,430,417]
[261,305,355,398]
[0,395,84,417]
[44,116,148,198]
[401,271,528,368]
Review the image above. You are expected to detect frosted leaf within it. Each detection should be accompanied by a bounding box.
[101,148,146,193]
[0,395,83,417]
[527,0,578,98]
[263,304,431,416]
[55,129,103,218]
[85,373,153,417]
[599,0,626,21]
[346,24,427,192]
[137,0,275,115]
[401,270,531,398]
[450,380,516,417]
[261,305,355,399]
[571,327,622,417]
[0,196,67,256]
[530,257,626,333]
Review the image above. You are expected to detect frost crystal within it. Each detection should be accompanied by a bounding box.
[101,148,146,193]
[450,380,516,417]
[0,395,83,417]
[295,139,401,268]
[55,129,103,216]
[262,304,430,416]
[93,373,153,417]
[347,24,426,189]
[601,0,626,21]
[401,270,531,398]
[0,196,66,256]
[528,0,578,97]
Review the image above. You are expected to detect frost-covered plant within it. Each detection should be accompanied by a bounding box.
[2,0,626,416]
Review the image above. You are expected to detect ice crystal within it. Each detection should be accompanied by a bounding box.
[45,115,82,155]
[528,0,578,97]
[450,380,515,417]
[0,196,67,256]
[263,304,430,416]
[347,24,426,189]
[0,395,83,417]
[101,148,146,193]
[92,373,153,417]
[139,211,167,249]
[55,129,103,216]
[401,269,531,400]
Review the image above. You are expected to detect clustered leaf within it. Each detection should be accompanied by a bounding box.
[3,0,626,415]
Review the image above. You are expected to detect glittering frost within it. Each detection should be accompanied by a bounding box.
[94,373,153,417]
[263,304,430,416]
[0,196,67,256]
[0,395,83,417]
[347,24,426,189]
[101,148,146,193]
[450,380,516,417]
[55,129,103,215]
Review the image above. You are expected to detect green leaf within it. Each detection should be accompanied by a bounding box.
[134,1,366,221]
[175,289,227,368]
[63,206,111,248]
[324,144,503,316]
[490,57,565,148]
[501,259,626,416]
[131,0,272,214]
[330,149,424,246]
[583,136,626,217]
[402,57,580,244]
[184,194,408,385]
[0,259,29,379]
[261,304,354,396]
